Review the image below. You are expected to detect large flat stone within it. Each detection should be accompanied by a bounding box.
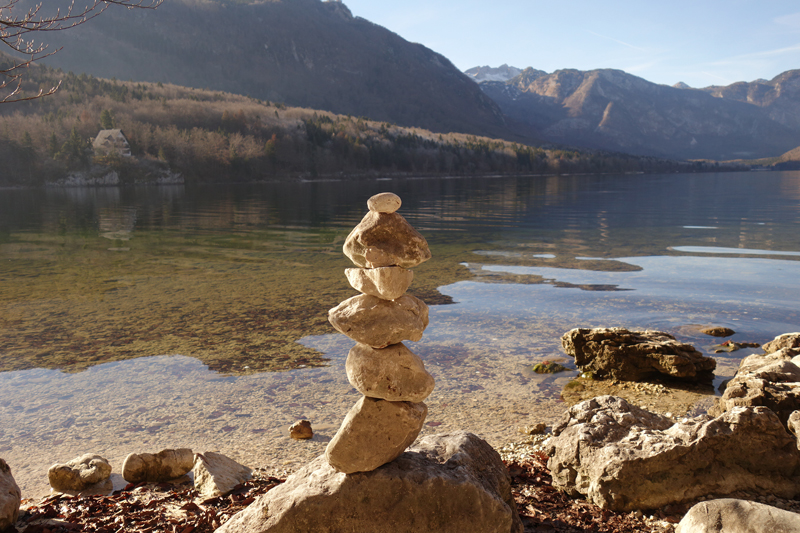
[343,211,431,269]
[325,396,427,474]
[217,432,523,533]
[328,294,428,348]
[547,395,800,511]
[346,342,435,402]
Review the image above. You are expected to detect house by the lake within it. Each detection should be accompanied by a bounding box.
[93,129,132,157]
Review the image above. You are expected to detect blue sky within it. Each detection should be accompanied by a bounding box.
[342,0,800,88]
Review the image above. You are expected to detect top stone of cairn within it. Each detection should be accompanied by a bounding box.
[367,192,401,214]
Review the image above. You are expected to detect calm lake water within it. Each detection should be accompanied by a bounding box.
[2,171,800,497]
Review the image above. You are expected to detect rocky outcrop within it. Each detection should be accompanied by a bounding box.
[0,459,20,531]
[561,327,716,382]
[712,334,800,425]
[546,396,800,511]
[763,332,800,355]
[676,499,800,533]
[217,432,523,533]
[193,452,252,498]
[122,448,195,483]
[48,454,113,492]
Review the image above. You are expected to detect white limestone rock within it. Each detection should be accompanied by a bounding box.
[48,454,112,492]
[676,498,800,533]
[218,432,523,533]
[367,192,402,214]
[193,451,252,498]
[0,459,20,531]
[122,448,195,483]
[328,293,428,348]
[343,211,431,269]
[346,342,435,402]
[345,266,413,300]
[325,396,427,474]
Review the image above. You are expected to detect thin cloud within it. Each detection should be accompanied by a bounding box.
[775,12,800,29]
[710,43,800,66]
[701,71,733,85]
[586,30,646,52]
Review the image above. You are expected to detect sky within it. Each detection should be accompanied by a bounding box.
[341,0,800,88]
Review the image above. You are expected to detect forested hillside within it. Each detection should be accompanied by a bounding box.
[0,60,726,186]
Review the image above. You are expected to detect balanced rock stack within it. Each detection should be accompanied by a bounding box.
[326,192,435,474]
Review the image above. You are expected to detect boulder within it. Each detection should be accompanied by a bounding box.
[48,454,112,492]
[546,396,800,511]
[326,396,427,474]
[711,353,800,425]
[345,266,414,301]
[122,448,195,483]
[676,498,800,533]
[328,294,429,348]
[764,332,800,355]
[193,451,252,498]
[561,327,716,382]
[289,420,313,440]
[217,432,523,533]
[343,211,431,269]
[346,342,435,402]
[367,192,402,214]
[0,459,20,531]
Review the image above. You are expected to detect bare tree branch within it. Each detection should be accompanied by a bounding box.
[0,0,162,102]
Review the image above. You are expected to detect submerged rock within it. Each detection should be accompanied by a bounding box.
[326,396,427,474]
[676,498,800,533]
[48,454,112,492]
[218,432,523,533]
[122,448,195,483]
[561,327,716,382]
[700,326,735,337]
[547,396,800,511]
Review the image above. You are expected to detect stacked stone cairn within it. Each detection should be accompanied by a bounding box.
[326,192,435,473]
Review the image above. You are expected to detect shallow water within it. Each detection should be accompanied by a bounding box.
[1,171,799,498]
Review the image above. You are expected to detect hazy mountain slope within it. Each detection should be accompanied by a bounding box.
[33,0,508,137]
[481,67,800,160]
[464,64,526,83]
[700,70,800,132]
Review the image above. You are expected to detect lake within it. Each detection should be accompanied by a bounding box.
[2,171,800,498]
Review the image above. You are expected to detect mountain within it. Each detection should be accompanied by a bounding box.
[464,64,525,84]
[479,67,800,160]
[32,0,509,138]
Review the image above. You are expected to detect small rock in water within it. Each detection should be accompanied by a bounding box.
[532,361,569,374]
[367,192,402,214]
[48,454,112,492]
[289,420,313,440]
[700,326,735,337]
[122,448,195,483]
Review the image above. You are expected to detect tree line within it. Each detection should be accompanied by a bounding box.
[0,64,739,186]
